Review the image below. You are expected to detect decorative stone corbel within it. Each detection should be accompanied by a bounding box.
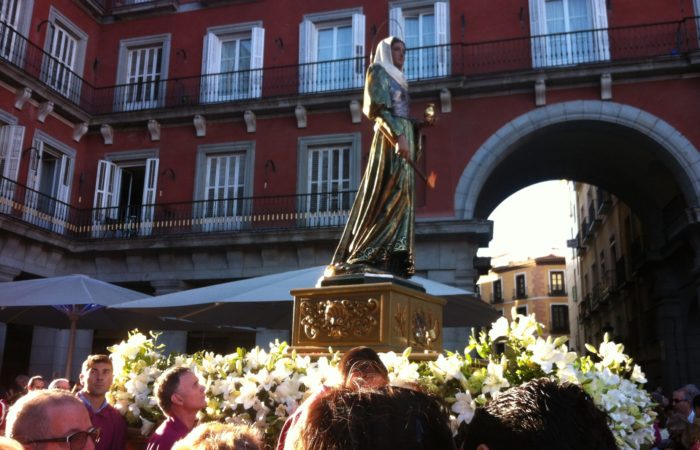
[440,88,452,113]
[148,119,160,141]
[73,123,88,142]
[349,100,361,124]
[100,124,113,145]
[600,73,612,100]
[295,105,307,129]
[535,76,546,106]
[37,101,54,123]
[14,87,31,110]
[244,110,256,133]
[193,114,206,137]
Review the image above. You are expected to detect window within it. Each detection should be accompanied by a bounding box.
[41,8,87,102]
[297,134,360,227]
[493,279,503,303]
[550,270,565,295]
[25,131,75,233]
[194,142,254,232]
[93,151,159,237]
[0,123,24,214]
[389,1,449,80]
[0,0,33,63]
[516,306,527,316]
[529,0,609,67]
[115,34,170,111]
[299,9,365,93]
[201,23,264,102]
[550,304,570,333]
[515,273,527,299]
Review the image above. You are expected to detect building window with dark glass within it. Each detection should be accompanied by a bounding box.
[550,304,570,333]
[549,271,566,295]
[492,279,502,303]
[515,274,527,299]
[515,306,527,316]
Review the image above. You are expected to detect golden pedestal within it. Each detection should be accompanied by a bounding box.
[291,282,445,354]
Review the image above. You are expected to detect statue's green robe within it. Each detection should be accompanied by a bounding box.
[330,64,418,278]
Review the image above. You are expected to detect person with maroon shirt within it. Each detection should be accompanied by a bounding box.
[147,367,206,450]
[77,354,127,450]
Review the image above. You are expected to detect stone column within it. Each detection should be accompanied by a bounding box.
[149,279,189,355]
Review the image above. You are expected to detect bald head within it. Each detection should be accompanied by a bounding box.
[6,390,91,444]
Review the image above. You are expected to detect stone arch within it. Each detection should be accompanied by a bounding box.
[455,100,700,220]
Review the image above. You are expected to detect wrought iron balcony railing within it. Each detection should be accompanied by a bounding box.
[0,17,697,117]
[0,176,356,240]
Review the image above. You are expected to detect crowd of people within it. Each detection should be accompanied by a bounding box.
[649,384,700,450]
[0,347,697,449]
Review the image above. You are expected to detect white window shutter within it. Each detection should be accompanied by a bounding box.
[201,33,222,103]
[389,7,404,42]
[141,157,159,234]
[4,125,24,182]
[251,27,265,98]
[142,157,159,207]
[529,0,547,68]
[27,139,42,191]
[54,154,72,232]
[299,20,317,93]
[352,14,366,88]
[590,0,610,61]
[434,2,449,76]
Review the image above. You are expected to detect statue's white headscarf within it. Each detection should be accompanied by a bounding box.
[373,36,407,89]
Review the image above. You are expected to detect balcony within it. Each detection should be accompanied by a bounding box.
[512,287,528,300]
[0,17,697,121]
[110,0,180,18]
[596,188,613,216]
[0,176,356,240]
[549,320,570,335]
[491,293,504,304]
[598,269,619,303]
[548,288,567,297]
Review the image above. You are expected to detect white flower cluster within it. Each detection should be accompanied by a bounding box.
[109,312,655,449]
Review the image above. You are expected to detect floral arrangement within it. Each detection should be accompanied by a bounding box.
[108,310,655,449]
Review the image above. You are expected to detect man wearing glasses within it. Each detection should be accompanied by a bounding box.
[672,384,700,423]
[5,390,100,450]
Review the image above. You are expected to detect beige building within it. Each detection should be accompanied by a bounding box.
[478,255,570,339]
[570,183,665,383]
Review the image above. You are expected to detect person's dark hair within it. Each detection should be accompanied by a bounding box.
[298,385,456,450]
[462,378,617,450]
[155,367,191,414]
[81,354,112,373]
[339,346,388,385]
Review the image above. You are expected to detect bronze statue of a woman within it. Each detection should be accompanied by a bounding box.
[325,37,434,280]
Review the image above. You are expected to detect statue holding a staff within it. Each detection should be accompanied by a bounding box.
[325,36,436,280]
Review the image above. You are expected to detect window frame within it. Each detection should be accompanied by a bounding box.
[549,269,566,295]
[550,303,570,334]
[297,133,361,226]
[389,0,449,80]
[41,7,88,102]
[298,8,365,93]
[115,34,171,112]
[514,272,527,299]
[194,142,255,232]
[529,0,609,68]
[201,21,265,102]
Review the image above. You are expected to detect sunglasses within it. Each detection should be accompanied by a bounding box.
[672,398,687,403]
[25,427,101,450]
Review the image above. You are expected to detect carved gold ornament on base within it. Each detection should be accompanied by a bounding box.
[291,282,445,355]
